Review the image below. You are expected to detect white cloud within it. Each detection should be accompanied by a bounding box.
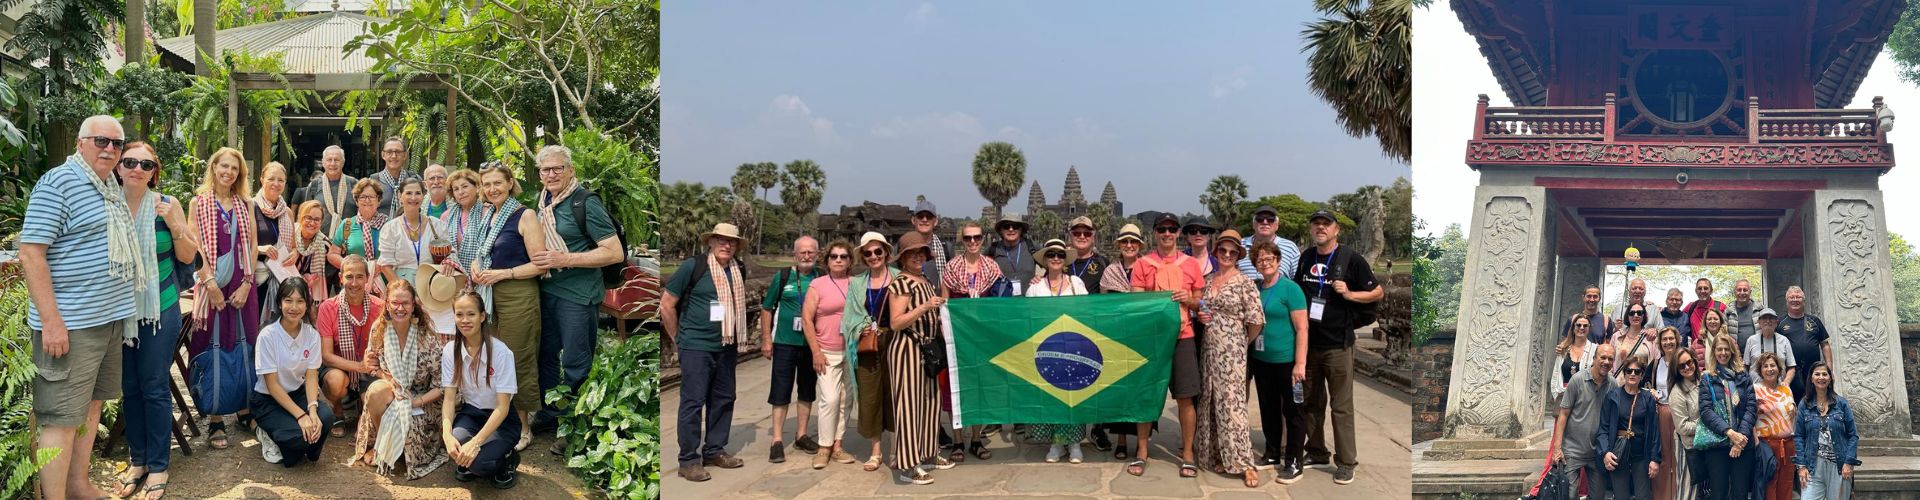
[1070,117,1114,143]
[1211,64,1254,99]
[908,3,937,26]
[869,112,984,139]
[765,94,837,142]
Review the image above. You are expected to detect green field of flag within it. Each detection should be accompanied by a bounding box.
[942,292,1180,426]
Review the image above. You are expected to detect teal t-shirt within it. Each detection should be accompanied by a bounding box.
[667,258,743,353]
[541,189,621,306]
[761,267,821,346]
[1253,278,1309,364]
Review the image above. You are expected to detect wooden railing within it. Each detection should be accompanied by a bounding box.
[1473,93,1888,144]
[1754,97,1885,142]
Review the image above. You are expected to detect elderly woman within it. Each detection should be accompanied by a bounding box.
[1668,347,1703,500]
[886,231,952,485]
[1753,353,1797,500]
[189,146,260,450]
[330,179,388,292]
[1096,224,1151,460]
[1247,239,1309,483]
[444,169,486,275]
[1795,362,1858,500]
[1700,332,1757,500]
[938,222,1000,461]
[1596,352,1662,499]
[377,179,447,290]
[467,166,548,451]
[803,241,860,469]
[841,232,896,472]
[1193,230,1265,488]
[254,161,297,326]
[289,201,333,300]
[113,141,199,500]
[349,280,448,479]
[1022,239,1090,464]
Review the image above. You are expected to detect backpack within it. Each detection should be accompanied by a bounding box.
[570,189,629,288]
[673,255,745,315]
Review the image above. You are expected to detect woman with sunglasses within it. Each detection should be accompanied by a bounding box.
[1653,326,1686,499]
[1192,231,1265,488]
[803,241,860,470]
[1753,353,1797,500]
[1597,352,1662,499]
[189,146,261,450]
[840,232,897,473]
[938,223,999,461]
[886,231,951,484]
[1096,225,1152,461]
[112,142,199,500]
[1700,332,1757,500]
[1667,345,1703,499]
[1022,239,1090,464]
[1612,303,1659,382]
[1552,314,1599,401]
[1795,362,1858,500]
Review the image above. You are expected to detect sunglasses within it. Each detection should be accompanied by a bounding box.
[862,249,887,258]
[1255,216,1277,224]
[1155,226,1181,234]
[1680,363,1696,370]
[1071,230,1094,238]
[826,254,851,261]
[118,158,158,171]
[1623,368,1645,375]
[961,234,985,242]
[1575,324,1590,329]
[1627,311,1646,317]
[82,136,127,150]
[1045,252,1067,260]
[1186,229,1215,236]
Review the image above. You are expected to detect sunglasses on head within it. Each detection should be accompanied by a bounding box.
[1155,226,1181,234]
[863,248,887,258]
[83,136,126,150]
[961,234,984,242]
[118,158,158,172]
[827,253,851,261]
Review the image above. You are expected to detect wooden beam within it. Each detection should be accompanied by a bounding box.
[1585,217,1782,229]
[444,88,457,166]
[1577,208,1786,218]
[229,72,455,91]
[1592,228,1774,239]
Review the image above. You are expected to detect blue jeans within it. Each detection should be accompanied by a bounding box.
[539,294,599,413]
[122,306,182,472]
[452,403,522,478]
[677,347,736,466]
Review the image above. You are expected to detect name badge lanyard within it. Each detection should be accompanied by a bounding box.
[404,215,423,263]
[1314,248,1337,298]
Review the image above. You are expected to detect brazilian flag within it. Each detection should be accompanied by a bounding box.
[942,292,1180,426]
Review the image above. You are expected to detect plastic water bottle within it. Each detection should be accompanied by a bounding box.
[1293,380,1306,404]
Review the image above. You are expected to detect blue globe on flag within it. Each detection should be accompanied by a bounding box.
[1034,331,1103,391]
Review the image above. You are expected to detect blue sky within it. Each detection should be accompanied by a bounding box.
[662,1,1409,218]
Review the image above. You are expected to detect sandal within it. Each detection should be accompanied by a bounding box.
[329,419,347,438]
[1126,459,1147,477]
[968,441,992,460]
[115,468,147,497]
[1179,461,1198,478]
[139,482,168,500]
[1113,444,1130,461]
[863,455,882,472]
[946,445,965,463]
[1243,469,1260,488]
[208,429,230,450]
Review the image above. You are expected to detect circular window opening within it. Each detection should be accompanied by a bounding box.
[1631,50,1732,129]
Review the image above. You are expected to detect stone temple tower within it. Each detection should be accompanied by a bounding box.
[1100,181,1121,219]
[1027,181,1046,217]
[1060,166,1088,210]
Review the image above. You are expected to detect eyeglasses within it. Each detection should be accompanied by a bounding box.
[862,249,887,258]
[538,166,565,175]
[1255,256,1279,264]
[1155,226,1181,234]
[826,254,851,261]
[1045,252,1066,260]
[118,158,158,171]
[961,234,984,242]
[1623,368,1645,375]
[383,148,405,154]
[1255,216,1277,224]
[1071,230,1094,238]
[83,136,126,150]
[357,195,380,201]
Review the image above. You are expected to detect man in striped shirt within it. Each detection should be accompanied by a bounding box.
[24,115,139,500]
[1238,205,1300,282]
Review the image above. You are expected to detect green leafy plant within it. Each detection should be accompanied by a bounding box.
[560,128,657,248]
[547,333,660,499]
[0,272,62,497]
[172,50,315,157]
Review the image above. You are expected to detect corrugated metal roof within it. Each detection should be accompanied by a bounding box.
[155,11,387,75]
[283,0,410,13]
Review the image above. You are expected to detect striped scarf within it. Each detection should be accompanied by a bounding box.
[252,193,295,252]
[371,322,423,474]
[448,203,484,274]
[128,192,160,334]
[536,181,581,278]
[708,254,746,346]
[294,225,329,299]
[332,294,373,362]
[468,198,524,311]
[70,154,143,292]
[192,192,252,332]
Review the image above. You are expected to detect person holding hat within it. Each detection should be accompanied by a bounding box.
[1066,216,1109,296]
[1237,205,1300,283]
[417,264,467,338]
[1194,230,1266,488]
[1292,209,1381,485]
[838,232,898,472]
[908,200,951,289]
[1023,238,1091,464]
[1182,216,1220,278]
[1742,308,1796,383]
[664,222,751,481]
[885,231,952,484]
[937,222,1001,460]
[1126,213,1208,478]
[761,236,823,464]
[984,214,1036,296]
[467,166,549,452]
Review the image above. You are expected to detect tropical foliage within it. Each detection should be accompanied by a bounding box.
[172,51,316,156]
[1413,221,1466,344]
[548,333,661,500]
[660,182,736,257]
[780,160,827,235]
[0,272,61,498]
[1199,175,1249,228]
[971,142,1027,220]
[1891,232,1920,324]
[1028,210,1064,243]
[1302,0,1412,163]
[559,128,658,248]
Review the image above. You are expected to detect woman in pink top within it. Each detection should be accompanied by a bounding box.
[803,241,859,469]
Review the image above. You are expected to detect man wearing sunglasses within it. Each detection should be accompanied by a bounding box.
[23,115,142,500]
[368,136,422,217]
[905,200,950,292]
[1126,213,1207,478]
[1065,216,1108,295]
[1236,205,1300,283]
[984,214,1035,296]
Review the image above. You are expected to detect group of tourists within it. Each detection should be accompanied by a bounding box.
[1548,277,1858,500]
[666,200,1383,488]
[24,115,624,499]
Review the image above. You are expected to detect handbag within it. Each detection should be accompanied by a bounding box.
[857,322,882,354]
[189,312,254,416]
[1693,377,1734,449]
[919,325,947,379]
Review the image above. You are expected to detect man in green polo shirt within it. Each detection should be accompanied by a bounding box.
[665,223,750,482]
[760,236,823,463]
[529,145,624,445]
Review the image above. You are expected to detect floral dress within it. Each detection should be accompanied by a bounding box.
[1194,271,1265,474]
[352,324,448,479]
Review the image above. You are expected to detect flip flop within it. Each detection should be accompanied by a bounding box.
[139,483,168,500]
[115,469,147,497]
[1179,461,1198,478]
[1126,459,1147,477]
[1113,445,1130,461]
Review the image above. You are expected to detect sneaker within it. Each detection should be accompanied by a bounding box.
[1276,459,1304,484]
[258,427,282,463]
[795,434,822,454]
[454,466,477,482]
[769,442,786,463]
[491,469,518,489]
[1091,430,1113,451]
[1303,455,1334,470]
[897,469,934,485]
[812,450,830,469]
[704,452,745,469]
[678,463,712,482]
[831,449,857,464]
[1068,444,1084,464]
[929,457,956,470]
[1044,444,1064,463]
[1254,455,1279,471]
[1332,464,1356,485]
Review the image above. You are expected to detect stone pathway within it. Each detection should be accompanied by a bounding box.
[662,356,1412,499]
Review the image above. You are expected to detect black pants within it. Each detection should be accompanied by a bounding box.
[1580,460,1610,499]
[1608,457,1652,499]
[248,387,332,467]
[1704,447,1753,500]
[1249,358,1306,462]
[452,403,523,478]
[677,347,737,465]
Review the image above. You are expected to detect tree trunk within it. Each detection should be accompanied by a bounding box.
[193,0,215,76]
[125,0,145,64]
[1366,191,1386,265]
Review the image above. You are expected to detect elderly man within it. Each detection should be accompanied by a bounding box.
[907,200,949,289]
[303,145,359,234]
[528,145,625,448]
[984,214,1035,295]
[1611,278,1664,330]
[368,136,423,217]
[1237,205,1300,282]
[1727,279,1765,347]
[760,236,822,463]
[665,223,751,481]
[1293,209,1382,485]
[1778,286,1830,396]
[1742,308,1796,383]
[421,164,452,219]
[25,115,142,500]
[1065,216,1108,295]
[1551,342,1617,498]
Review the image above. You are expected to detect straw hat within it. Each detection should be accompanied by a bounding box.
[416,264,467,314]
[856,232,893,257]
[1115,223,1144,244]
[701,223,745,243]
[1215,229,1245,250]
[1031,238,1077,264]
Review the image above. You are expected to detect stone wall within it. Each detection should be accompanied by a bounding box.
[1905,324,1920,433]
[1414,327,1455,443]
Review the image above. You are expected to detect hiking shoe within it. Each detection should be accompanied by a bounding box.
[769,441,786,463]
[795,434,822,454]
[1276,459,1304,484]
[1304,455,1334,469]
[679,463,712,482]
[1333,464,1356,485]
[812,450,831,469]
[705,452,745,469]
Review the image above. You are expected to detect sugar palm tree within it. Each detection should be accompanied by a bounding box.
[1303,0,1411,163]
[661,181,733,257]
[781,159,827,234]
[193,0,214,75]
[972,141,1026,220]
[1200,175,1249,229]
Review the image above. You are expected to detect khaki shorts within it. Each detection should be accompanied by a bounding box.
[33,321,126,427]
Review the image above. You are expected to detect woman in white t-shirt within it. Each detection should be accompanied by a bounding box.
[252,276,332,467]
[440,291,522,489]
[1022,239,1089,463]
[378,179,447,289]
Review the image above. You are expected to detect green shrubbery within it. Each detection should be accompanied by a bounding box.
[0,274,60,498]
[548,333,660,499]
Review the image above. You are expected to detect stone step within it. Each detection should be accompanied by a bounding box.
[1414,453,1920,499]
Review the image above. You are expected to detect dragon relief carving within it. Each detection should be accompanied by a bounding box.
[1825,200,1898,427]
[1454,197,1535,429]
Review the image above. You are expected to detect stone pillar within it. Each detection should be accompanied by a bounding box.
[1764,258,1803,313]
[1803,190,1910,437]
[1443,186,1559,439]
[1553,257,1604,333]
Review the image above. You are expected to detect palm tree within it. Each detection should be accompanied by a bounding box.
[1303,0,1411,163]
[193,0,214,76]
[781,159,828,235]
[750,161,779,202]
[660,181,733,257]
[126,0,145,63]
[1086,201,1116,255]
[1029,210,1064,243]
[1200,175,1249,228]
[972,141,1027,219]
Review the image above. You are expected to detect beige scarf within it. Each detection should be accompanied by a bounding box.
[708,254,746,345]
[536,180,582,277]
